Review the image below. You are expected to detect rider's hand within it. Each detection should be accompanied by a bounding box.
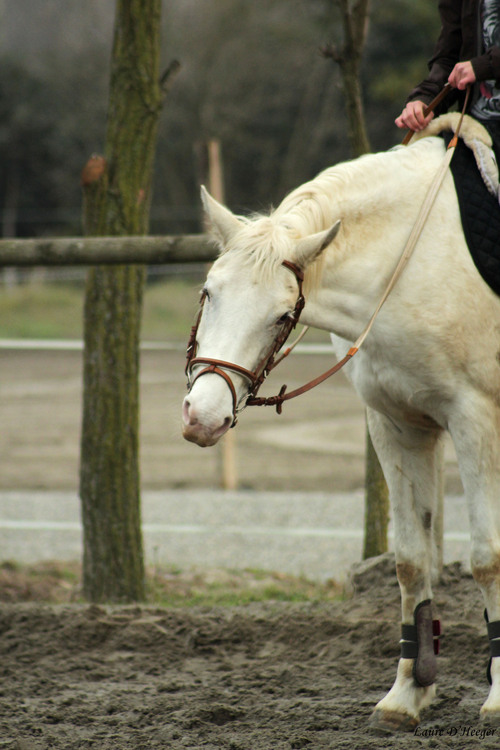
[448,61,476,90]
[395,100,434,131]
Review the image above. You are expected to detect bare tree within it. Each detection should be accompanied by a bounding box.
[322,0,389,558]
[80,0,178,602]
[322,0,371,157]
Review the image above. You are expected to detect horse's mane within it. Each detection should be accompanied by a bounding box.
[223,139,441,294]
[222,164,352,293]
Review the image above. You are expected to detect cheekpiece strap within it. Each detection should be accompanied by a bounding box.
[484,609,500,685]
[400,600,440,687]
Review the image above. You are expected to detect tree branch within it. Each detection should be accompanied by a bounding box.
[352,0,370,50]
[160,58,181,97]
[320,42,343,65]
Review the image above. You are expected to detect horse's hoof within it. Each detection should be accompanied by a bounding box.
[369,708,419,733]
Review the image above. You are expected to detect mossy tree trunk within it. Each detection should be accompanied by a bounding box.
[80,0,166,603]
[323,0,389,558]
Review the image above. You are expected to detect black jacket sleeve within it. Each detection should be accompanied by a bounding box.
[405,1,500,114]
[406,0,464,110]
[471,46,500,83]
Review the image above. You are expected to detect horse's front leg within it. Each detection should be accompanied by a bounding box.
[366,409,443,732]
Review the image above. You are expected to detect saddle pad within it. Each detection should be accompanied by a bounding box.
[444,131,500,296]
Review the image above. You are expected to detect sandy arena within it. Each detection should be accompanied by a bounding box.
[1,346,495,748]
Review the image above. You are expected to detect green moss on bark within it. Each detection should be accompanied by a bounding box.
[80,0,164,603]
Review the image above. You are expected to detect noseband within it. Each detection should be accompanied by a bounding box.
[185,260,305,425]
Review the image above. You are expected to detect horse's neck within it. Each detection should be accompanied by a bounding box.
[284,140,447,339]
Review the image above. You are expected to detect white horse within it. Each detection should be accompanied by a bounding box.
[181,117,500,730]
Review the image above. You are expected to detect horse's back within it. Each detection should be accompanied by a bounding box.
[332,152,500,432]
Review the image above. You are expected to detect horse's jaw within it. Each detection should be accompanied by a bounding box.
[182,395,232,447]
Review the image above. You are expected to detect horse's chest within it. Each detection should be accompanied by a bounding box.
[346,352,444,431]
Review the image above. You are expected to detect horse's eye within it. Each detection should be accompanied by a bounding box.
[202,288,210,302]
[276,312,292,326]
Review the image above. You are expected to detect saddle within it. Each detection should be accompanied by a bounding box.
[412,114,500,296]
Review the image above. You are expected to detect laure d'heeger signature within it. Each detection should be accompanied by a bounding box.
[414,725,496,740]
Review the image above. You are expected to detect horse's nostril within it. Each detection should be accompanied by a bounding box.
[213,416,232,439]
[182,399,196,426]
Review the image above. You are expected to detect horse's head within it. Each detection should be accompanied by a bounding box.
[182,188,340,447]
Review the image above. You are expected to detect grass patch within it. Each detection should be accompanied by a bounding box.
[0,276,333,344]
[0,284,85,339]
[146,567,342,607]
[0,277,203,342]
[142,277,203,341]
[0,560,81,603]
[0,561,342,607]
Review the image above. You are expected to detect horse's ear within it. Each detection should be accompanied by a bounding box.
[200,186,242,250]
[294,221,341,268]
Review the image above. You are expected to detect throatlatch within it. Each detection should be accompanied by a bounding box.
[400,600,441,687]
[484,610,500,685]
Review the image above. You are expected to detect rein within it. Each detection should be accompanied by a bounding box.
[185,85,469,420]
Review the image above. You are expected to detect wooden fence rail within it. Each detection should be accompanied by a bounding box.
[0,235,215,267]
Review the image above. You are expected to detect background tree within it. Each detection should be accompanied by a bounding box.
[318,0,441,560]
[321,0,371,157]
[1,0,439,237]
[0,62,60,239]
[322,0,390,558]
[79,0,173,602]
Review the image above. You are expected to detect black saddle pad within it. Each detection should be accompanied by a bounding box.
[444,131,500,295]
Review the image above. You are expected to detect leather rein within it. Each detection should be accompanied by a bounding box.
[185,84,468,424]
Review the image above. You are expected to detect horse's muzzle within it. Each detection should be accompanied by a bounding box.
[182,397,232,447]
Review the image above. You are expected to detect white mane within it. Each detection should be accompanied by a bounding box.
[223,138,444,293]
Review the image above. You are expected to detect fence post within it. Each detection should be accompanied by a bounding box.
[205,139,238,491]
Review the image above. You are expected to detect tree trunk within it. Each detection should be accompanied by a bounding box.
[363,422,389,559]
[322,0,371,157]
[337,55,371,158]
[323,0,389,558]
[2,157,20,288]
[79,0,165,603]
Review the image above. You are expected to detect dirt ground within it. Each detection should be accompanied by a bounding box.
[1,346,486,749]
[0,556,497,749]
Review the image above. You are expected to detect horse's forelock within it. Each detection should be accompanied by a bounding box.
[224,215,298,285]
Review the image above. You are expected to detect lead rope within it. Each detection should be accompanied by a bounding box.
[248,84,470,413]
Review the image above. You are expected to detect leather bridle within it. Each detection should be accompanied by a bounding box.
[185,260,307,425]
